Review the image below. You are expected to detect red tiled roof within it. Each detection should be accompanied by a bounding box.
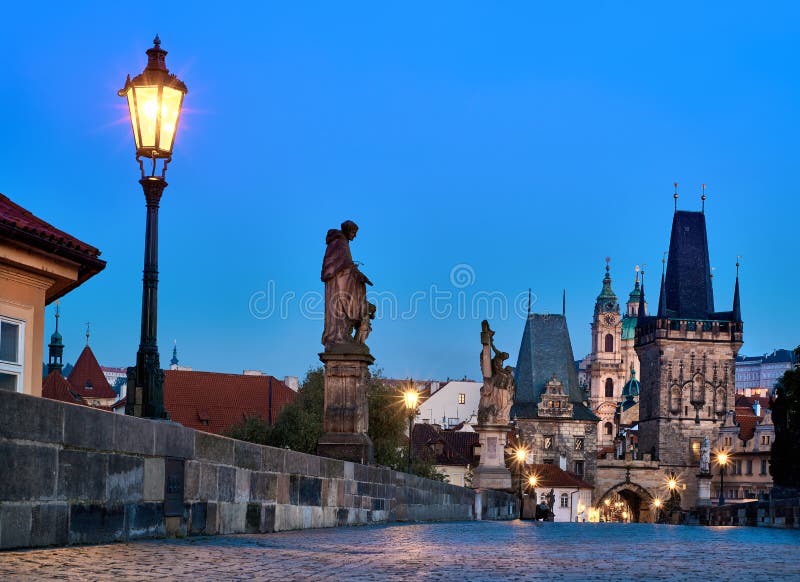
[42,370,82,404]
[0,194,101,258]
[164,370,297,434]
[733,406,764,442]
[528,463,594,490]
[735,394,771,409]
[67,346,117,399]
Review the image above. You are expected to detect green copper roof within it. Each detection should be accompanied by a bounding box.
[621,315,637,340]
[621,368,640,399]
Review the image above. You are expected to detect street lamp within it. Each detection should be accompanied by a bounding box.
[652,497,663,523]
[403,383,419,473]
[119,36,187,418]
[514,447,527,502]
[716,451,730,506]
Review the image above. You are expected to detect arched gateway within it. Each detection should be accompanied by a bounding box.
[597,481,657,523]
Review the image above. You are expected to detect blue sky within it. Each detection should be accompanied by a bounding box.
[1,2,797,380]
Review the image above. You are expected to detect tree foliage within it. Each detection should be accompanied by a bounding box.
[226,366,423,474]
[770,351,800,489]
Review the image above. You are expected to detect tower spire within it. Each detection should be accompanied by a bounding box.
[170,339,179,368]
[673,182,679,213]
[701,183,707,213]
[732,257,742,323]
[637,266,647,319]
[562,289,566,317]
[85,322,91,346]
[527,288,532,315]
[47,301,64,375]
[657,253,668,318]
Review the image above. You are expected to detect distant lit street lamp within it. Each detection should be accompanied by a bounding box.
[403,383,419,473]
[514,447,527,502]
[652,497,663,523]
[119,36,187,418]
[716,451,730,506]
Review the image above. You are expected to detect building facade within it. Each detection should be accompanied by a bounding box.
[512,313,599,485]
[715,395,773,501]
[735,350,795,397]
[635,209,743,508]
[583,261,643,446]
[0,194,104,396]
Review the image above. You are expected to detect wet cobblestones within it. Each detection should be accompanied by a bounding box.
[1,520,799,581]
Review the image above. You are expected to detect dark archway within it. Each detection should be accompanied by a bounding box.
[597,482,656,523]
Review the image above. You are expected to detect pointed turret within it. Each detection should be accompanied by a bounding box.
[665,211,715,318]
[732,260,742,323]
[637,270,647,320]
[595,258,619,315]
[170,340,179,368]
[657,257,668,318]
[47,302,64,375]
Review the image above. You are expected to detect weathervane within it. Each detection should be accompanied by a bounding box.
[673,182,679,212]
[701,183,707,213]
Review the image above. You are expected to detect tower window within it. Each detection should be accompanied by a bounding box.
[605,378,614,398]
[604,334,614,352]
[604,422,613,435]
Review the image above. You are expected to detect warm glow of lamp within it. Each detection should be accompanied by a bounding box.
[622,511,628,520]
[717,452,729,466]
[119,36,187,165]
[403,388,419,411]
[528,475,538,487]
[667,478,678,491]
[653,498,662,508]
[515,448,527,463]
[604,499,611,506]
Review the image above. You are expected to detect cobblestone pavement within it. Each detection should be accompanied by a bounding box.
[1,521,799,581]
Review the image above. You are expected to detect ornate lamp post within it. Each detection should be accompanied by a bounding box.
[403,384,419,473]
[716,452,730,506]
[119,36,187,418]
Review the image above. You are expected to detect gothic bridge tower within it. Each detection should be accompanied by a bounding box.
[635,207,743,507]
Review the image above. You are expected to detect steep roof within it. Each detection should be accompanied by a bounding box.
[164,370,296,434]
[512,314,597,421]
[412,423,478,467]
[0,194,106,303]
[67,346,117,399]
[42,370,82,404]
[665,211,715,319]
[528,463,594,490]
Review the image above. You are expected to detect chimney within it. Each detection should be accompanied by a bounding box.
[284,376,299,391]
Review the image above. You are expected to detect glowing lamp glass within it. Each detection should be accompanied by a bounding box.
[403,390,419,410]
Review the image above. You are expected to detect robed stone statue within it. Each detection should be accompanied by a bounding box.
[478,320,515,425]
[321,220,376,350]
[700,435,711,474]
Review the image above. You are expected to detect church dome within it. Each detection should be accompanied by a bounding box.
[621,369,640,399]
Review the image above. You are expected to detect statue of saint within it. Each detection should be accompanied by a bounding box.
[478,320,515,425]
[321,221,375,349]
[700,435,710,474]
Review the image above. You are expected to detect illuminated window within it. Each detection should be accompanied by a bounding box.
[761,435,770,445]
[458,393,465,405]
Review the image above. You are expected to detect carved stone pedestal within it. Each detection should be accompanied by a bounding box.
[696,473,712,507]
[316,347,375,464]
[473,424,512,491]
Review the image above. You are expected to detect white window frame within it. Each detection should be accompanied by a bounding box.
[0,315,25,393]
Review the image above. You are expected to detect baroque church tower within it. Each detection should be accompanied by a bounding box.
[635,207,743,507]
[586,260,642,447]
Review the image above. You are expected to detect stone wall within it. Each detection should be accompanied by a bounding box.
[0,390,516,549]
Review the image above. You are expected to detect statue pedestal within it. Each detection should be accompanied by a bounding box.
[696,473,712,507]
[317,347,375,464]
[473,424,512,491]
